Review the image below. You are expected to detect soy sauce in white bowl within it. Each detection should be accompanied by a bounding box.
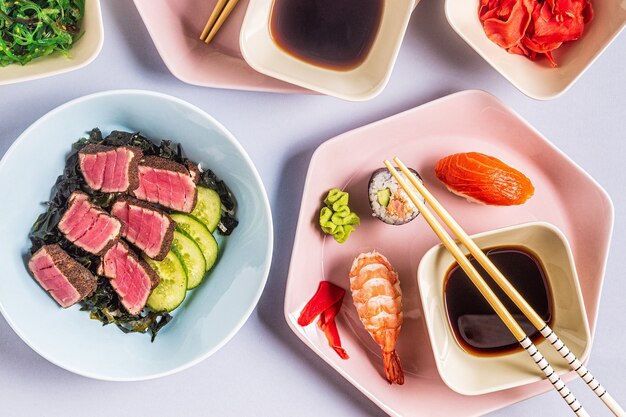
[269,0,383,70]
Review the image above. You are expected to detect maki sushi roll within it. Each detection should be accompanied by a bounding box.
[368,167,424,225]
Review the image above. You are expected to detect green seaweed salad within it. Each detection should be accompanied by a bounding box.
[29,128,239,341]
[0,0,84,66]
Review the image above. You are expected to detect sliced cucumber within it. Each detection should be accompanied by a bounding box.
[145,251,187,312]
[189,187,222,233]
[171,230,206,289]
[170,213,218,273]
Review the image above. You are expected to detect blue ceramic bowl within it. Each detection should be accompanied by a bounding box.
[0,90,273,380]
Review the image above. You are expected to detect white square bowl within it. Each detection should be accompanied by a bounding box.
[240,0,416,101]
[445,0,626,100]
[0,0,103,86]
[417,221,591,395]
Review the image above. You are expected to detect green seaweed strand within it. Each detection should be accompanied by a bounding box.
[319,188,360,243]
[0,0,84,66]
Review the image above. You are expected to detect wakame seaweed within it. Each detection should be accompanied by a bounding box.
[80,277,172,343]
[0,0,85,67]
[28,128,238,340]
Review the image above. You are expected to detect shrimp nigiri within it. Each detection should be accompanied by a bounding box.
[349,251,404,384]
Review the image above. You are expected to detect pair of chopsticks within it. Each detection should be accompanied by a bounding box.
[199,0,240,43]
[384,157,625,417]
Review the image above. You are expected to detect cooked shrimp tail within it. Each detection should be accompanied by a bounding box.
[382,350,404,385]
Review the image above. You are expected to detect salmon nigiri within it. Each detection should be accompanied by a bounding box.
[435,152,534,206]
[349,251,404,384]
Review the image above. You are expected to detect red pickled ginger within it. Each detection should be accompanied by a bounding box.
[479,0,593,67]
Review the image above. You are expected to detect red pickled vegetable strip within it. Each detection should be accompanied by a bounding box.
[318,303,349,360]
[298,281,349,360]
[297,281,345,326]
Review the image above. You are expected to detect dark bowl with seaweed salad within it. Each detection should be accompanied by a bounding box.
[0,0,103,85]
[0,90,273,380]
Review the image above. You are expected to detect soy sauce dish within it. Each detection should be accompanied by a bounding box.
[418,222,591,395]
[240,0,417,101]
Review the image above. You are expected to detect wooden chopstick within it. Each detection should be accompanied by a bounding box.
[199,0,240,44]
[383,159,588,417]
[388,157,626,417]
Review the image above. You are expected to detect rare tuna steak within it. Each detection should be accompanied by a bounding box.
[110,196,176,260]
[131,156,198,213]
[28,244,97,308]
[78,144,142,193]
[57,191,123,255]
[99,241,160,315]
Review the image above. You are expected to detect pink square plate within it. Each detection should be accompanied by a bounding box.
[133,0,304,93]
[285,90,613,416]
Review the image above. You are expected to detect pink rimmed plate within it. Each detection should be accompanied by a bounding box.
[133,0,304,93]
[284,90,613,416]
[133,0,419,94]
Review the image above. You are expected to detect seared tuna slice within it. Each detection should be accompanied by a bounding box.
[78,144,142,193]
[57,191,123,255]
[110,196,176,261]
[131,156,198,213]
[28,244,97,308]
[99,241,160,315]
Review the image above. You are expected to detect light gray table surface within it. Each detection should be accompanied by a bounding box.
[1,1,624,416]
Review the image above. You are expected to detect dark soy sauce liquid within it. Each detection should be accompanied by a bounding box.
[269,0,384,70]
[444,246,552,355]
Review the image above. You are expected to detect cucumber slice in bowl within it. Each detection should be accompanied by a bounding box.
[170,213,218,272]
[171,230,206,289]
[189,187,222,233]
[144,251,187,312]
